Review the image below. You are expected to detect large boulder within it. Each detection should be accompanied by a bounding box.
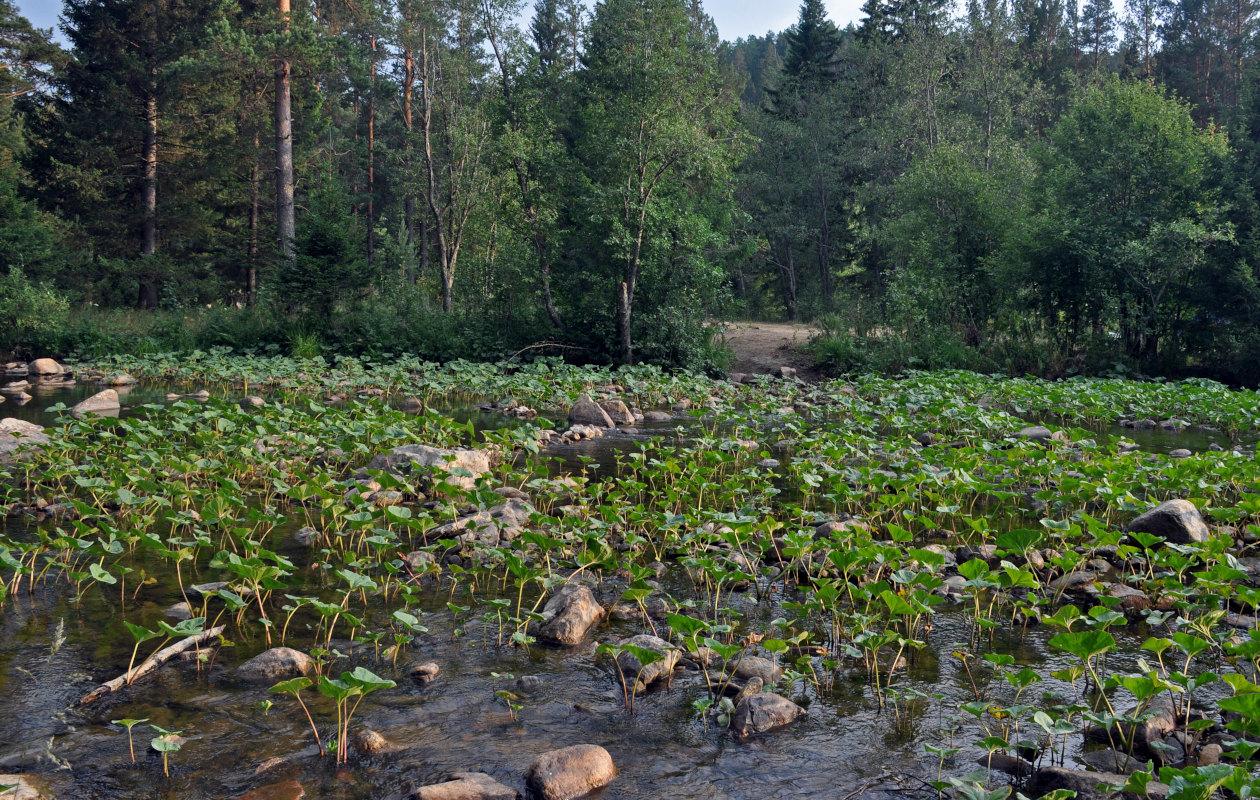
[0,419,49,459]
[1127,499,1210,545]
[568,395,614,428]
[72,389,121,417]
[28,358,64,375]
[614,634,679,694]
[730,692,804,740]
[597,399,634,426]
[533,583,603,647]
[367,445,491,492]
[413,773,518,800]
[236,647,312,683]
[525,745,616,800]
[729,655,783,685]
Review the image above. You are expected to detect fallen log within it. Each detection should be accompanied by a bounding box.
[78,625,226,706]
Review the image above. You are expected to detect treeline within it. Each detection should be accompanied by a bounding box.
[733,0,1260,381]
[1,0,1259,380]
[0,0,741,366]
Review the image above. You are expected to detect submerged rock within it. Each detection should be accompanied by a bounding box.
[1018,425,1053,441]
[534,583,603,646]
[413,772,518,800]
[1127,499,1210,545]
[410,662,440,685]
[730,692,804,740]
[235,781,307,800]
[236,647,312,683]
[351,728,393,756]
[1029,767,1169,800]
[525,745,616,800]
[642,411,672,422]
[72,389,121,417]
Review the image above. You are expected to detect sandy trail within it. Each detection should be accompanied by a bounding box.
[717,321,819,379]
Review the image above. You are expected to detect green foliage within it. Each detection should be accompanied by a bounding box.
[0,268,67,357]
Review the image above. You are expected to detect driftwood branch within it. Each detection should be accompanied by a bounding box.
[508,341,589,359]
[78,625,226,706]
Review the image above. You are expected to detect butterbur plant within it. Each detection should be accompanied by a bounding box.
[111,717,148,763]
[270,677,324,757]
[148,725,182,777]
[317,667,395,764]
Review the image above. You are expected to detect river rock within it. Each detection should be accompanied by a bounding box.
[779,366,797,379]
[28,358,64,375]
[597,399,634,425]
[568,395,614,428]
[1108,584,1152,614]
[1087,696,1177,752]
[236,647,312,683]
[399,397,424,413]
[730,692,804,739]
[368,444,491,491]
[236,781,306,800]
[1018,425,1053,441]
[413,772,518,800]
[0,381,28,394]
[1029,767,1169,800]
[105,373,137,386]
[72,389,120,417]
[1168,449,1192,459]
[0,774,50,800]
[534,583,603,646]
[240,396,266,409]
[614,634,679,694]
[351,728,392,756]
[643,411,672,422]
[410,662,440,685]
[1127,499,1210,545]
[431,498,535,547]
[294,526,319,546]
[729,655,783,685]
[525,745,616,800]
[0,419,49,459]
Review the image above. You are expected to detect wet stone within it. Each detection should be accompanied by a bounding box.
[730,692,804,740]
[533,583,603,647]
[1127,499,1210,545]
[410,662,441,685]
[413,772,519,800]
[235,780,306,800]
[236,647,312,683]
[525,745,616,800]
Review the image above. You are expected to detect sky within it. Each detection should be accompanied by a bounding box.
[12,0,869,43]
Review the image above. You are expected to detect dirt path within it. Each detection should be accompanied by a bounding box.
[718,321,819,380]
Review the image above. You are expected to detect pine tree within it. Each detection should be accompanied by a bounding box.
[1080,0,1116,67]
[783,0,843,80]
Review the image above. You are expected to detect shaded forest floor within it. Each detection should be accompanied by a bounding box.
[718,321,819,380]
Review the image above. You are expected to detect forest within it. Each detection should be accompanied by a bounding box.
[1,0,1259,381]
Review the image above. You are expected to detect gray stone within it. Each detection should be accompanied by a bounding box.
[568,395,614,428]
[294,526,319,546]
[240,396,265,409]
[27,358,64,375]
[431,498,535,547]
[399,397,424,413]
[525,745,616,800]
[614,634,679,694]
[72,389,121,417]
[1108,584,1152,614]
[413,772,518,800]
[534,583,603,647]
[779,366,797,379]
[1168,449,1192,459]
[730,692,804,739]
[0,775,51,800]
[410,662,440,685]
[598,399,635,425]
[643,411,672,423]
[729,655,783,685]
[1029,767,1169,800]
[368,444,492,492]
[352,728,392,756]
[0,418,48,459]
[236,647,312,683]
[1019,425,1054,441]
[106,373,137,386]
[1127,499,1210,545]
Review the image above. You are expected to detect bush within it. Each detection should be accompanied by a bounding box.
[0,268,68,358]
